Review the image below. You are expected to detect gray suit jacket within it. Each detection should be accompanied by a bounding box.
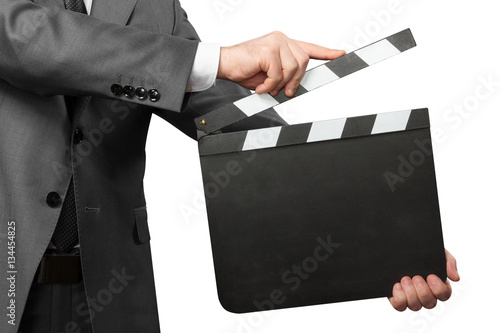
[0,0,285,332]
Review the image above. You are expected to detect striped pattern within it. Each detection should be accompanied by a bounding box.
[196,28,416,135]
[199,109,429,156]
[242,126,282,151]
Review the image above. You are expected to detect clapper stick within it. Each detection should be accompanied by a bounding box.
[198,108,430,156]
[195,28,416,136]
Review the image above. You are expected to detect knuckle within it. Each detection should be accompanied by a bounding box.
[271,78,283,88]
[301,51,310,60]
[390,298,403,311]
[423,299,438,309]
[409,303,423,312]
[262,44,275,54]
[420,289,434,301]
[436,288,451,301]
[394,298,407,312]
[299,54,310,67]
[394,303,407,312]
[289,62,299,72]
[431,281,451,300]
[270,32,284,43]
[396,305,407,312]
[442,289,452,301]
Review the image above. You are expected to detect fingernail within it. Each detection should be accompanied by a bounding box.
[287,88,295,96]
[427,275,438,285]
[403,278,412,287]
[396,283,402,291]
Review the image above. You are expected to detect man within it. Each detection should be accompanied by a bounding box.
[0,0,458,332]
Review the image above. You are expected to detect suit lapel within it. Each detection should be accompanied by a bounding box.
[90,0,138,25]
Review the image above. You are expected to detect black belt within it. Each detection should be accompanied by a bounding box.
[34,249,83,284]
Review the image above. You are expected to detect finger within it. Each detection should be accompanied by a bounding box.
[412,276,438,309]
[401,276,422,311]
[255,52,283,95]
[271,44,300,96]
[283,40,310,97]
[293,40,346,60]
[389,283,408,312]
[427,274,453,301]
[237,72,269,90]
[445,249,460,282]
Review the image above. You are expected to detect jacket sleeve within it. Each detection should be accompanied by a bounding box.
[153,0,287,140]
[0,0,198,112]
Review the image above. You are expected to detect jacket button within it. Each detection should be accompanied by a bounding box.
[46,192,62,208]
[135,87,147,101]
[111,84,123,96]
[73,128,84,144]
[148,89,160,102]
[123,85,135,98]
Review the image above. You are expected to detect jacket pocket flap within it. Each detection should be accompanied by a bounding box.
[134,206,150,243]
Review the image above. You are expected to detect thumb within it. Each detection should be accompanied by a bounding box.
[445,249,460,282]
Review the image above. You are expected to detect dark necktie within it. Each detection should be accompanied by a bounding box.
[63,0,87,14]
[51,0,87,254]
[52,178,79,253]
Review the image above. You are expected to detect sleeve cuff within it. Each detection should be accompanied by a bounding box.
[186,43,221,92]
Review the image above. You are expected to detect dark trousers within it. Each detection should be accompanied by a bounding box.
[19,279,93,333]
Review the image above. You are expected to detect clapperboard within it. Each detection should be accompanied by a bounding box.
[195,29,447,313]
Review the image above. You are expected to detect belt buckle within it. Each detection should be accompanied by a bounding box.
[35,249,82,284]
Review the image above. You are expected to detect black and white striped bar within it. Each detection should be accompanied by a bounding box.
[198,108,429,156]
[196,28,416,135]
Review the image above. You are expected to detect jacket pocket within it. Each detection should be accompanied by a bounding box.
[134,206,151,243]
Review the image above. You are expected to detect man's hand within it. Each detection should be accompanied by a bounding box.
[389,250,460,311]
[217,31,346,97]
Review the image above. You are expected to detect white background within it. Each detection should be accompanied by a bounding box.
[144,0,500,332]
